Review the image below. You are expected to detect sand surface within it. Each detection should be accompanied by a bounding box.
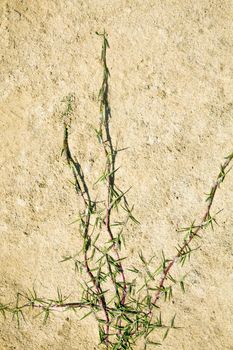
[0,1,233,349]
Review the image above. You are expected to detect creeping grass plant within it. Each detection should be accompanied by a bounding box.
[1,32,232,349]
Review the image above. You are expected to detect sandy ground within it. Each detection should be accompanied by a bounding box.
[0,1,233,349]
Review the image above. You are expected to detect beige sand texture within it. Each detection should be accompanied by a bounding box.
[0,0,233,349]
